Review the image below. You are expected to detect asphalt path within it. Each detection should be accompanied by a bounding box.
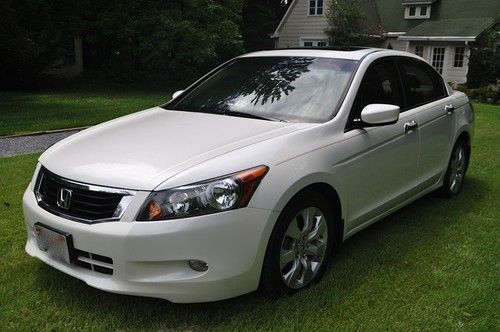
[0,130,80,158]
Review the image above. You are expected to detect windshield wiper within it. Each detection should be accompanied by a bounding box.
[222,110,287,122]
[165,106,287,122]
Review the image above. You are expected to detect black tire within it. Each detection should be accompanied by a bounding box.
[439,138,470,197]
[261,190,336,298]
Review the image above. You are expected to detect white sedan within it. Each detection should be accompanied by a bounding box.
[23,48,473,303]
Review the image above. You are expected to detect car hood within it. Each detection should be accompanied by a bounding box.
[39,107,304,190]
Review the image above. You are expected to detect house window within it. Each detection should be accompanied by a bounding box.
[431,47,446,75]
[301,39,328,47]
[309,0,323,16]
[415,46,424,58]
[454,47,465,67]
[405,5,431,19]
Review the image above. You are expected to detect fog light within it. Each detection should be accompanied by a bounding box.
[188,260,208,272]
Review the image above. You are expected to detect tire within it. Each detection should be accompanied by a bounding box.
[261,190,336,298]
[439,138,470,197]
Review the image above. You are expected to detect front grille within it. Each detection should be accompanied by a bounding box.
[35,167,134,223]
[74,249,114,275]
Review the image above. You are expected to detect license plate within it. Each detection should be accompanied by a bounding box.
[34,223,71,264]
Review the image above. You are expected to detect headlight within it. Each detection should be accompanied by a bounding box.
[136,165,269,221]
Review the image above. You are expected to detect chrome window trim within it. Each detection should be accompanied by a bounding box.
[34,168,136,224]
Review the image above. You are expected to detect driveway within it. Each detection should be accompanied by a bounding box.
[0,130,80,158]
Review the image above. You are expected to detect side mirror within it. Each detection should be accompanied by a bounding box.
[360,104,400,126]
[172,90,184,99]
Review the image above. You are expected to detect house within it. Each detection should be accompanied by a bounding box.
[272,0,500,84]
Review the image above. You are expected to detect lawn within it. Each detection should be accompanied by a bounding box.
[0,88,174,136]
[0,104,498,331]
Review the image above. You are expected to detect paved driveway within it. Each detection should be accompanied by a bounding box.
[0,130,80,158]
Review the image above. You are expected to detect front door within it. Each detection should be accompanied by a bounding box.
[431,47,447,80]
[337,58,419,231]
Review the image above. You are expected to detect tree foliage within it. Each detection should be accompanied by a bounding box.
[0,0,84,87]
[0,0,246,86]
[325,0,367,46]
[86,0,244,80]
[466,29,500,88]
[242,0,290,51]
[0,0,294,86]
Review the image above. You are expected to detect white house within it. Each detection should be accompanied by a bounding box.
[272,0,500,84]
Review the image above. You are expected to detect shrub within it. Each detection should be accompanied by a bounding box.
[457,84,500,105]
[467,49,499,88]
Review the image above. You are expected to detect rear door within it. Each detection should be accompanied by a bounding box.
[397,58,456,188]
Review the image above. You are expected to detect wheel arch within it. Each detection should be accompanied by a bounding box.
[272,178,345,245]
[453,128,472,166]
[258,180,345,296]
[300,183,344,245]
[454,129,472,173]
[456,130,471,148]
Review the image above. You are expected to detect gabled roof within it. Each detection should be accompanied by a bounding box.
[271,0,298,38]
[373,0,500,34]
[399,17,497,41]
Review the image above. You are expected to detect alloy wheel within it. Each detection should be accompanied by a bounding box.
[279,207,328,289]
[449,146,466,193]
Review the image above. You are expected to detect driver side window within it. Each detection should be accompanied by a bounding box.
[347,59,404,131]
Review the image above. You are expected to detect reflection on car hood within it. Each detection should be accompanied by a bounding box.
[39,107,302,190]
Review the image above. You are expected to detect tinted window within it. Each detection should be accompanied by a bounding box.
[398,58,447,108]
[348,59,403,129]
[169,57,357,123]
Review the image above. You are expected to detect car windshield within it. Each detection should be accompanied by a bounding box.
[166,56,358,123]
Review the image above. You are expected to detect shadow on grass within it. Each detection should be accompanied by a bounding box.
[33,176,490,329]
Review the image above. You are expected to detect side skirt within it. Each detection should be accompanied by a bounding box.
[342,180,442,241]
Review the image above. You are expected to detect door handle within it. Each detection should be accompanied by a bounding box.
[445,104,455,115]
[404,120,418,133]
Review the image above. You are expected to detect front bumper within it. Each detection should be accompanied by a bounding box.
[23,187,279,303]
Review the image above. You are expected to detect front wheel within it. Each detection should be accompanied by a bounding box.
[261,191,335,298]
[439,139,470,197]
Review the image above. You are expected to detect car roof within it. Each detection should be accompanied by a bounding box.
[240,48,417,61]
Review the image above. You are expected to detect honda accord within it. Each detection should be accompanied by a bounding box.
[23,48,474,303]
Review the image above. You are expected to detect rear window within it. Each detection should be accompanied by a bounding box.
[168,57,358,123]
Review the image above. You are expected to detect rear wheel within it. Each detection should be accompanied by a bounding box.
[439,139,470,197]
[261,190,336,297]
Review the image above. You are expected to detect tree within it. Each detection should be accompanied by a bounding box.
[82,0,245,81]
[325,0,367,46]
[0,0,85,87]
[466,29,500,88]
[242,0,290,51]
[0,0,246,86]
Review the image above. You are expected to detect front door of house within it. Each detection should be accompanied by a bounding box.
[431,47,447,79]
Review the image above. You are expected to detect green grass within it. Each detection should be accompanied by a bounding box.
[0,89,174,136]
[0,104,498,331]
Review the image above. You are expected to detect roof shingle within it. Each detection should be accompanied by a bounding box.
[402,17,497,38]
[367,0,500,35]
